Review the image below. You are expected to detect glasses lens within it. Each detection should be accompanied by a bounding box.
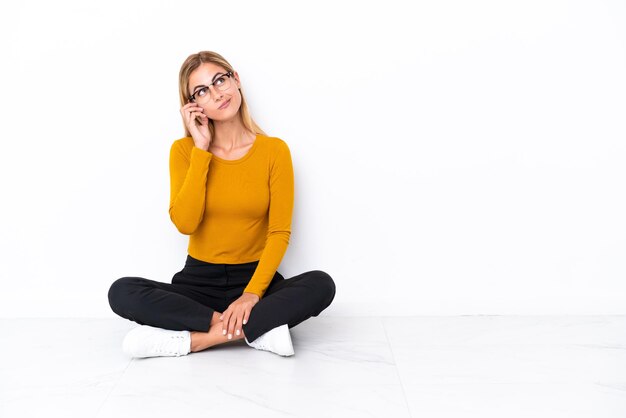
[215,75,231,91]
[192,87,207,104]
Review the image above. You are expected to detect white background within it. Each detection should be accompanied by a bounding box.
[0,0,624,317]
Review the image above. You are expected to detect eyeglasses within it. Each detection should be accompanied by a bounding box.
[188,71,234,104]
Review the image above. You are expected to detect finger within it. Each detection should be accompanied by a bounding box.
[227,313,238,339]
[234,315,242,337]
[221,311,231,336]
[187,103,204,110]
[181,104,203,114]
[228,309,242,339]
[188,111,205,124]
[181,104,201,115]
[240,307,250,329]
[190,109,205,118]
[236,309,249,336]
[222,312,232,335]
[183,102,202,109]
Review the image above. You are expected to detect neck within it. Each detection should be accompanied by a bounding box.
[212,118,250,151]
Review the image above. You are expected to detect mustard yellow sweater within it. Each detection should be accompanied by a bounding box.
[168,133,294,299]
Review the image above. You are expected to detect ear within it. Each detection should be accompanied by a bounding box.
[233,71,242,89]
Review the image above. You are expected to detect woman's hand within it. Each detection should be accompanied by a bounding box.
[220,292,260,340]
[180,102,212,150]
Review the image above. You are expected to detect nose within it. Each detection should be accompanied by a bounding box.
[209,85,223,101]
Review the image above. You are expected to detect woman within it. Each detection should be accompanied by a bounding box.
[107,51,336,358]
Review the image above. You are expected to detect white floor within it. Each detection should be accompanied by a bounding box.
[1,316,625,417]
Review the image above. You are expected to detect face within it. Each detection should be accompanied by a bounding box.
[188,62,242,121]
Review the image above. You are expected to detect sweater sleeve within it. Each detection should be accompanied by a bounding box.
[243,140,294,299]
[169,141,213,235]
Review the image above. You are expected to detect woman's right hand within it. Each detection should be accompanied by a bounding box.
[180,102,212,150]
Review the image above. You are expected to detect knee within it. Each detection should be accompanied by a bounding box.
[311,270,336,306]
[107,277,138,314]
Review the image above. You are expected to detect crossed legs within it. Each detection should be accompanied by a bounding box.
[108,270,336,353]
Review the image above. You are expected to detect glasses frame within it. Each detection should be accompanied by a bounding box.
[188,71,234,103]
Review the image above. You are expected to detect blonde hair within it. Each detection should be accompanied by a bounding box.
[178,51,267,138]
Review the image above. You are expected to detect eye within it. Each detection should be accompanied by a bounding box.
[197,87,208,97]
[215,76,225,86]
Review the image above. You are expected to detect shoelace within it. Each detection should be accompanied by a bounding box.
[251,334,271,350]
[153,334,187,356]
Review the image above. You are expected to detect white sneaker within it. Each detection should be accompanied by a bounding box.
[122,325,191,358]
[245,324,295,356]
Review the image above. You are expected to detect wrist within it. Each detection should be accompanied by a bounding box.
[244,291,260,301]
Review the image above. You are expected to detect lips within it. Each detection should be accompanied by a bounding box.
[218,99,231,110]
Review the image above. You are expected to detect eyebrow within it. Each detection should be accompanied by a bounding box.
[191,72,225,93]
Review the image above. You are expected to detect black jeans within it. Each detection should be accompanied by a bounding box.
[107,254,336,343]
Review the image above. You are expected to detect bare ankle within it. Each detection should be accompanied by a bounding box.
[191,322,247,352]
[210,311,223,327]
[190,330,210,352]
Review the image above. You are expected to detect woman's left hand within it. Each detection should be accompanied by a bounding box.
[221,292,260,339]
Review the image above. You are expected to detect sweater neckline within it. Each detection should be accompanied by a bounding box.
[210,133,260,165]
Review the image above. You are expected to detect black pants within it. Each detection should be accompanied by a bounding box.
[107,254,336,343]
